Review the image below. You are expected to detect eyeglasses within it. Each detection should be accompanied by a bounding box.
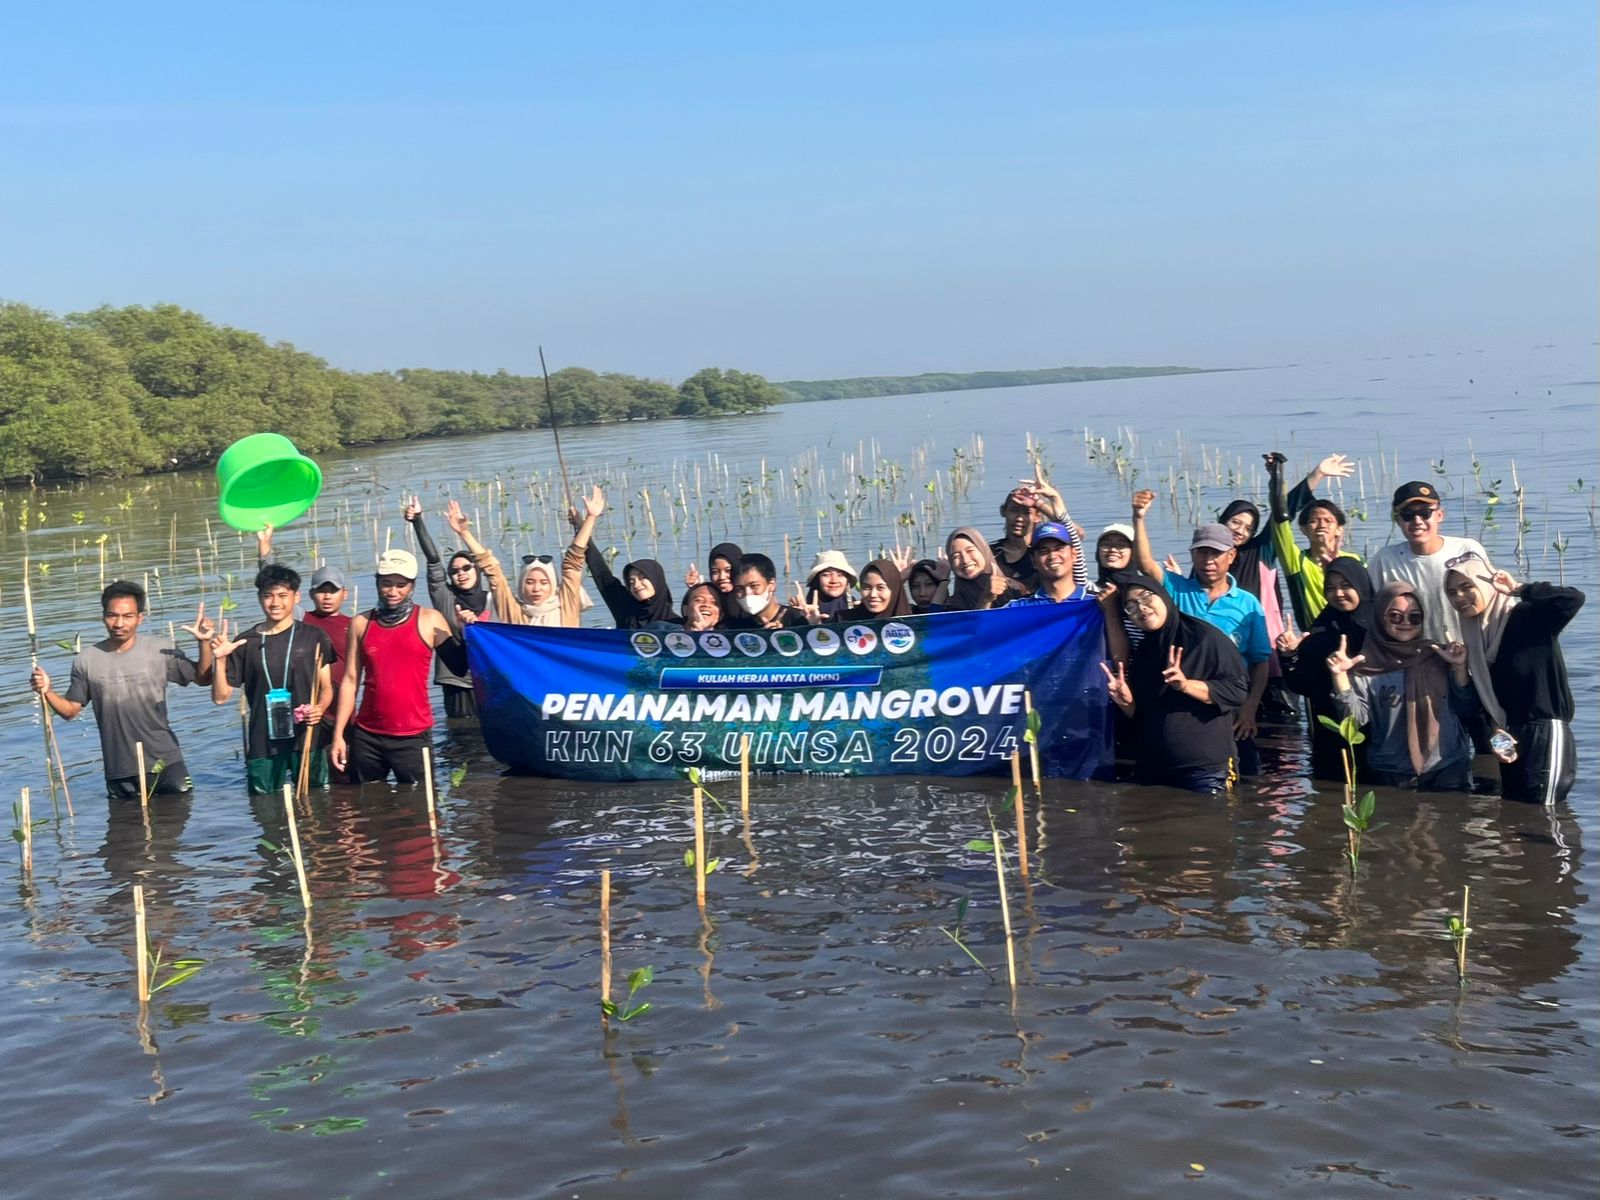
[1396,505,1438,522]
[1443,551,1483,570]
[1123,596,1159,615]
[521,554,554,565]
[1384,610,1424,626]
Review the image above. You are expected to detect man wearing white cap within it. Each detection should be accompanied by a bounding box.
[331,549,456,785]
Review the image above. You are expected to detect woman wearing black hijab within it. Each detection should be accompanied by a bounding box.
[907,559,948,614]
[1279,556,1373,780]
[835,559,913,622]
[1101,570,1251,793]
[686,542,745,622]
[404,502,490,718]
[586,546,681,629]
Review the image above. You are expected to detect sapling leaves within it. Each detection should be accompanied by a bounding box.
[1024,709,1042,745]
[964,839,995,853]
[602,964,655,1021]
[684,766,729,813]
[683,848,720,874]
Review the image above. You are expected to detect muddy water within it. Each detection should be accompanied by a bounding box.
[1,345,1594,1197]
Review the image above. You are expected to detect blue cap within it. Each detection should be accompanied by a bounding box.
[1031,521,1078,549]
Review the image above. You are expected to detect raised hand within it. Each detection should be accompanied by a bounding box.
[180,601,216,644]
[455,604,480,626]
[1317,452,1354,480]
[584,484,606,520]
[1325,634,1364,677]
[1486,569,1519,596]
[1432,641,1468,667]
[1131,490,1156,520]
[685,563,703,587]
[1276,629,1305,654]
[1160,645,1188,690]
[988,571,1010,599]
[210,618,245,660]
[444,499,469,536]
[886,544,914,573]
[1095,581,1119,613]
[790,583,823,624]
[1100,659,1133,708]
[1162,554,1181,575]
[256,523,274,558]
[1262,451,1287,473]
[402,495,422,523]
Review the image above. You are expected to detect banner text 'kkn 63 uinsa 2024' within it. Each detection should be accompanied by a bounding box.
[464,602,1112,780]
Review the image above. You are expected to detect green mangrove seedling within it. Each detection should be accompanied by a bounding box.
[600,965,654,1023]
[684,766,728,814]
[1445,885,1471,983]
[683,848,721,875]
[938,895,995,981]
[146,941,206,996]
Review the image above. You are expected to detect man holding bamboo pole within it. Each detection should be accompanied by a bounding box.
[31,580,204,800]
[207,564,335,796]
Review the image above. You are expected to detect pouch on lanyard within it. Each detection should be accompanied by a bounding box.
[265,687,296,742]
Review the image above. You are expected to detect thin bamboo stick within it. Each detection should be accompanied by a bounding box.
[1023,689,1042,793]
[422,744,438,836]
[281,783,312,912]
[1010,752,1029,877]
[991,828,1017,993]
[18,787,32,873]
[599,868,613,1020]
[692,784,707,910]
[1457,885,1471,981]
[133,884,150,1003]
[739,734,750,817]
[136,741,149,809]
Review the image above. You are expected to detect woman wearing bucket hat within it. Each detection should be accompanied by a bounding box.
[804,550,858,620]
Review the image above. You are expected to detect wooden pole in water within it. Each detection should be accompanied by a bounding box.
[1010,751,1029,877]
[135,741,149,809]
[991,828,1017,994]
[599,868,613,1021]
[17,787,32,874]
[1023,689,1042,794]
[739,734,751,817]
[133,883,150,1003]
[281,783,313,912]
[1457,885,1471,982]
[22,559,70,813]
[692,784,707,911]
[422,744,438,836]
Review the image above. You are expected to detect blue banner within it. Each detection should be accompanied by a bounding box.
[464,602,1112,780]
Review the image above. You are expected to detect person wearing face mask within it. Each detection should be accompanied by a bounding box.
[1131,491,1271,773]
[834,559,913,621]
[403,496,492,718]
[1264,451,1360,629]
[681,582,725,631]
[449,490,600,628]
[1099,571,1251,793]
[1368,482,1488,643]
[330,549,458,785]
[728,554,810,629]
[1326,581,1475,791]
[941,527,1027,611]
[1278,557,1373,781]
[805,551,859,620]
[1443,552,1584,805]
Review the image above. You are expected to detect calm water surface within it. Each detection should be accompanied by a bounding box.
[1,345,1595,1197]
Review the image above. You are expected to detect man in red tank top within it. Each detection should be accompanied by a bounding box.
[330,550,457,785]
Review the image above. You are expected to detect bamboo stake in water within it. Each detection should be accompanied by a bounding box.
[422,744,438,836]
[692,784,707,910]
[1010,755,1029,877]
[17,787,32,873]
[1023,689,1042,793]
[22,559,69,812]
[599,868,613,1021]
[133,883,150,1003]
[135,741,149,809]
[739,734,751,817]
[991,824,1018,994]
[1457,885,1471,982]
[281,783,312,912]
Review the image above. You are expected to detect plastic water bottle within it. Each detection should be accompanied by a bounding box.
[1489,729,1519,764]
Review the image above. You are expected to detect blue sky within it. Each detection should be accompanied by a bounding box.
[1,2,1593,379]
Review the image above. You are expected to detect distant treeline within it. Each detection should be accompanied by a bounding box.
[775,364,1223,403]
[0,302,784,481]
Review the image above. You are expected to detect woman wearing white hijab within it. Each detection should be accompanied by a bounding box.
[1444,551,1584,805]
[446,488,599,629]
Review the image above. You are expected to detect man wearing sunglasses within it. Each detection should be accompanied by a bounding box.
[1368,481,1487,643]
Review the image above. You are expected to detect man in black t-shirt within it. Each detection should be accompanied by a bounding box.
[209,564,334,795]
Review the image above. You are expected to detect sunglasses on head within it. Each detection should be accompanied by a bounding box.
[1385,610,1424,626]
[1443,551,1482,570]
[1397,505,1438,521]
[521,554,554,565]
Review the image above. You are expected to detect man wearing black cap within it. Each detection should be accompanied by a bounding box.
[1369,481,1487,643]
[1131,491,1271,772]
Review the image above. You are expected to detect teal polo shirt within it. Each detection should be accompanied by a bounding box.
[1163,569,1271,665]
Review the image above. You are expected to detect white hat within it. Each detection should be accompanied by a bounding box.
[375,549,419,581]
[1097,523,1135,544]
[806,549,858,584]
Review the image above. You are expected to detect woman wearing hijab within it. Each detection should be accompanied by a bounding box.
[1279,556,1372,781]
[1219,498,1295,720]
[907,559,948,614]
[1327,581,1474,791]
[403,499,493,717]
[687,542,744,622]
[587,549,681,630]
[1100,570,1251,793]
[449,490,597,629]
[941,528,1027,611]
[805,550,858,619]
[1444,551,1584,804]
[835,559,912,622]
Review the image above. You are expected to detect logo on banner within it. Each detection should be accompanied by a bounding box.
[734,632,768,657]
[699,632,731,658]
[664,631,697,658]
[881,621,916,654]
[844,625,878,655]
[807,627,841,656]
[631,632,662,658]
[771,630,804,657]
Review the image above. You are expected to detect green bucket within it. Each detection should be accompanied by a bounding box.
[215,433,323,532]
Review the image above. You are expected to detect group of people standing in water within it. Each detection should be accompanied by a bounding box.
[28,448,1582,806]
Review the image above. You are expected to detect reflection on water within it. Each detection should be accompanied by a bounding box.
[0,349,1595,1196]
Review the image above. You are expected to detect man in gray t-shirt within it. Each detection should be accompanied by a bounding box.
[31,580,208,799]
